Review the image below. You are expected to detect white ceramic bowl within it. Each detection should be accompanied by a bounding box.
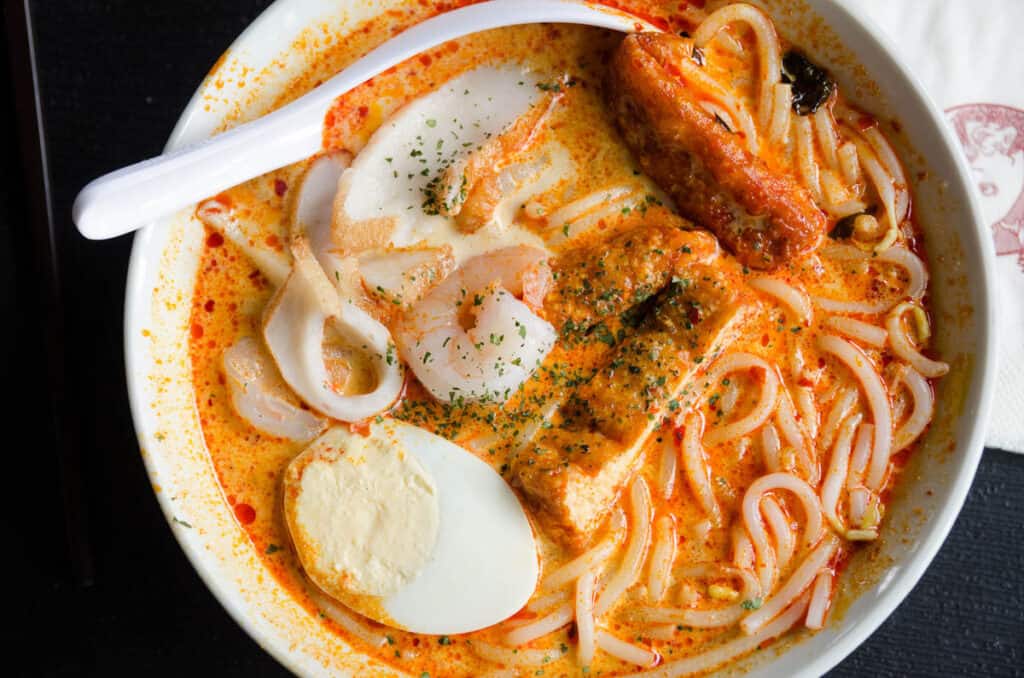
[123,1,998,675]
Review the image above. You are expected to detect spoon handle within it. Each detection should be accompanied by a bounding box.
[73,0,645,240]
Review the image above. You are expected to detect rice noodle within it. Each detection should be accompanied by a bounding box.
[817,335,893,492]
[596,630,659,667]
[864,126,910,224]
[704,354,780,445]
[761,497,795,571]
[814,107,841,171]
[596,477,653,615]
[639,564,760,629]
[820,170,869,218]
[694,3,782,130]
[847,422,874,489]
[892,365,935,451]
[820,413,863,534]
[741,533,839,635]
[472,640,566,667]
[504,602,573,646]
[761,422,782,473]
[838,141,861,185]
[576,571,597,666]
[851,134,899,242]
[312,591,387,648]
[824,316,888,348]
[621,593,811,678]
[805,570,834,630]
[768,83,793,144]
[886,304,949,378]
[795,386,819,441]
[648,515,677,601]
[742,472,825,593]
[527,588,571,613]
[658,430,678,499]
[819,385,858,452]
[848,486,871,527]
[775,395,806,460]
[749,277,812,325]
[814,245,927,315]
[545,184,642,243]
[732,525,756,572]
[681,412,723,526]
[541,510,624,591]
[795,116,823,202]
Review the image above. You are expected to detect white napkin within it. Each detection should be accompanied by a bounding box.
[844,0,1024,453]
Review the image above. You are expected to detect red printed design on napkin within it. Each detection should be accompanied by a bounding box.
[948,104,1024,269]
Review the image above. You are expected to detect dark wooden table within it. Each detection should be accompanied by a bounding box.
[4,1,1021,675]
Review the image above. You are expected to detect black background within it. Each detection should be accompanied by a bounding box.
[3,1,1022,676]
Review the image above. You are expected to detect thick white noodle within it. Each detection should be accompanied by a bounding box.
[768,83,793,144]
[621,593,811,678]
[820,170,869,219]
[541,511,624,590]
[648,515,677,601]
[864,126,910,224]
[847,422,874,489]
[886,304,950,378]
[639,564,759,628]
[795,115,823,202]
[851,134,899,240]
[838,141,861,186]
[503,603,574,646]
[732,524,756,572]
[545,184,642,243]
[704,354,780,445]
[682,412,723,525]
[813,245,926,315]
[596,630,659,667]
[848,486,871,526]
[795,386,819,441]
[313,591,388,648]
[820,413,863,534]
[818,335,894,492]
[775,395,808,464]
[526,588,571,613]
[892,365,935,451]
[472,640,565,667]
[819,385,858,452]
[749,277,812,326]
[805,570,834,630]
[824,316,888,348]
[761,497,795,571]
[742,472,825,593]
[596,477,653,615]
[814,107,840,171]
[761,422,782,473]
[694,3,781,130]
[659,431,679,500]
[576,570,597,666]
[741,533,839,634]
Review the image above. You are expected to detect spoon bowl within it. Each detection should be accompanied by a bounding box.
[72,0,654,241]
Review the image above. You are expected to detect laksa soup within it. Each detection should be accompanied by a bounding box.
[189,2,947,675]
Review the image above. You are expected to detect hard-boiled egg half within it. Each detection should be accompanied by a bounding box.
[283,420,539,634]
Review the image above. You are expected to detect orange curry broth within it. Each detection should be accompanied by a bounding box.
[188,1,931,676]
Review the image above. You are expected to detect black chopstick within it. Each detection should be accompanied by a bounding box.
[4,0,94,587]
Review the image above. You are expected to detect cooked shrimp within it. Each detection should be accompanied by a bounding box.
[396,246,556,403]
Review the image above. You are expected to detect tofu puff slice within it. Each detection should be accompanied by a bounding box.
[542,214,720,337]
[605,33,827,270]
[512,262,754,549]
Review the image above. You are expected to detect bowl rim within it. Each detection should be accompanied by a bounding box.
[122,1,999,676]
